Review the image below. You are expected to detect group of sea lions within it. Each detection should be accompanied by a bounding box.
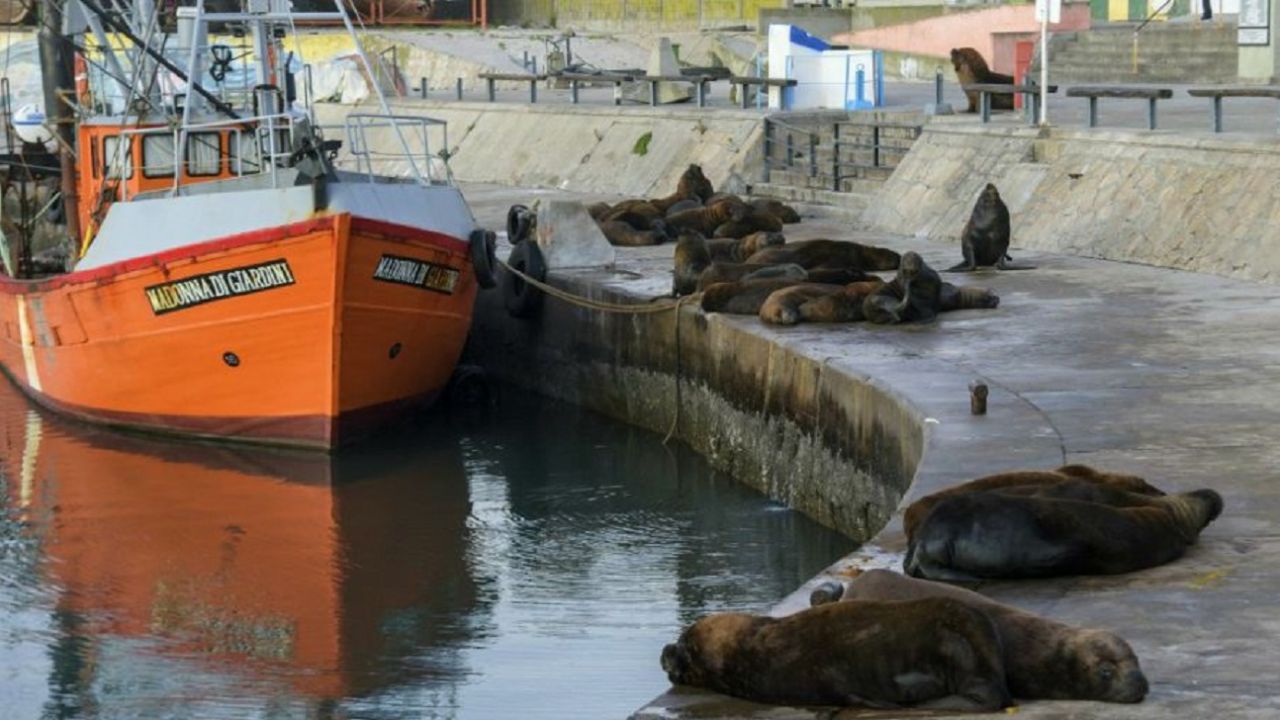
[664,464,1224,711]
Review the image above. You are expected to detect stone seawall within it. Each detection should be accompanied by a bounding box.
[864,122,1280,284]
[464,260,924,542]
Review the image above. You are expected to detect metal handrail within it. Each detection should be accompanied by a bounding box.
[762,116,920,190]
[343,113,451,186]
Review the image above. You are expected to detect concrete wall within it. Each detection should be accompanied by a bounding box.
[863,122,1280,284]
[490,0,786,30]
[315,100,765,197]
[465,271,925,540]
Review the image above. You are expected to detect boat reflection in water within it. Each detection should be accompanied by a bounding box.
[0,382,857,718]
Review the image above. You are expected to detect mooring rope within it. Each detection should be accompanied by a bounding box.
[495,254,694,444]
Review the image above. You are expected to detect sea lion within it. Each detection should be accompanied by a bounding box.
[952,48,1014,114]
[760,279,885,326]
[903,465,1167,541]
[815,570,1149,703]
[706,231,784,263]
[750,197,801,224]
[673,231,713,297]
[666,201,748,237]
[701,279,822,315]
[940,283,1001,311]
[712,209,785,239]
[599,219,668,247]
[745,239,901,272]
[602,199,664,230]
[948,184,1034,272]
[650,163,716,213]
[586,201,613,221]
[863,251,943,324]
[697,262,867,290]
[904,487,1224,580]
[661,597,1012,711]
[665,198,703,216]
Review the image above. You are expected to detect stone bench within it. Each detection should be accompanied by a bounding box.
[477,72,548,103]
[559,72,638,106]
[1065,85,1174,130]
[1187,86,1280,133]
[729,76,799,109]
[964,82,1059,125]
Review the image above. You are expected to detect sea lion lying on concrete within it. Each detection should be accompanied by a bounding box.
[602,199,664,230]
[701,279,833,315]
[667,201,749,237]
[812,570,1149,703]
[905,483,1224,580]
[673,231,713,296]
[952,48,1014,114]
[940,283,1001,311]
[586,201,613,221]
[760,280,885,326]
[745,239,901,272]
[750,197,801,224]
[903,464,1167,540]
[599,219,669,247]
[948,183,1034,272]
[650,163,716,213]
[665,198,703,216]
[713,208,785,239]
[706,231,784,262]
[661,597,1012,710]
[863,251,944,324]
[697,262,867,290]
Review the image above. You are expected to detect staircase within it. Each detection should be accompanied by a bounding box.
[1046,21,1237,84]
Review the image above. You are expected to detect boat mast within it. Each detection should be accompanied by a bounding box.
[38,0,81,266]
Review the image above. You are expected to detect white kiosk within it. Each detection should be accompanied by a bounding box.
[765,24,884,111]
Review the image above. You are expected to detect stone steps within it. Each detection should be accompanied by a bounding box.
[1046,22,1237,83]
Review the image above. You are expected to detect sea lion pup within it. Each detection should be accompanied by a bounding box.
[760,279,885,326]
[661,597,1012,711]
[948,184,1034,272]
[952,48,1014,113]
[863,251,943,324]
[650,163,716,213]
[701,279,824,315]
[666,201,749,237]
[599,219,669,247]
[673,231,713,296]
[905,487,1224,580]
[941,283,1000,311]
[602,199,664,230]
[745,239,901,272]
[706,231,784,262]
[750,197,801,224]
[814,570,1149,703]
[712,208,785,239]
[903,465,1167,541]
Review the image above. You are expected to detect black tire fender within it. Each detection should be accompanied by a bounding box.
[506,204,535,245]
[502,240,546,319]
[469,228,497,289]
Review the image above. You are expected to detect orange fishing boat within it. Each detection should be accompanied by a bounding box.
[0,0,495,449]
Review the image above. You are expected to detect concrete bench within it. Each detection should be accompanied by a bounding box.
[638,74,717,107]
[964,82,1059,125]
[730,76,799,109]
[477,72,548,103]
[559,72,637,106]
[1187,86,1280,133]
[1065,86,1174,130]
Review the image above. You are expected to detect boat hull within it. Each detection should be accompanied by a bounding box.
[0,212,478,449]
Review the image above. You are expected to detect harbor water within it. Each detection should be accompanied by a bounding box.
[0,381,857,719]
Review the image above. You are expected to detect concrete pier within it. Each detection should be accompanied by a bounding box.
[463,183,1280,719]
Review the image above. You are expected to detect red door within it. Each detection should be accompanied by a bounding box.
[1014,40,1035,110]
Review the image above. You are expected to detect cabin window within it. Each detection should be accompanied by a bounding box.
[91,137,100,179]
[186,132,222,176]
[142,134,176,178]
[102,136,133,179]
[228,131,262,175]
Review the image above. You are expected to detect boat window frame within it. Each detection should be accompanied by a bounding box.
[185,132,223,177]
[141,133,177,179]
[227,130,262,176]
[102,135,133,180]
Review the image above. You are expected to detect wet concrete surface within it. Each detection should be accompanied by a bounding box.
[464,183,1280,719]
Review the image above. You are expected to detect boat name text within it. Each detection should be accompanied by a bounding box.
[144,259,297,315]
[372,255,460,294]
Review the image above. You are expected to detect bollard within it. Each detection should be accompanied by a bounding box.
[809,580,845,607]
[970,380,988,415]
[419,77,427,98]
[456,77,463,101]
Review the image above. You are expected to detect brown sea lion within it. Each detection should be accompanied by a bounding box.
[712,209,785,239]
[706,231,784,263]
[665,198,703,216]
[701,279,820,315]
[904,487,1224,580]
[948,184,1033,272]
[599,219,668,247]
[863,251,943,324]
[952,48,1014,114]
[586,201,613,221]
[602,199,664,230]
[760,279,885,326]
[697,262,867,290]
[650,163,716,213]
[815,570,1149,703]
[941,283,1001,311]
[750,197,801,224]
[745,239,900,272]
[673,231,712,297]
[903,465,1167,541]
[661,597,1012,711]
[666,201,748,237]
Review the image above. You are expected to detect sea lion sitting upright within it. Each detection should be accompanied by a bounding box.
[905,486,1224,580]
[650,163,716,213]
[672,231,712,296]
[745,239,900,272]
[706,231,784,262]
[863,251,944,324]
[951,48,1014,113]
[948,184,1034,272]
[661,597,1012,710]
[814,569,1149,703]
[760,279,885,326]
